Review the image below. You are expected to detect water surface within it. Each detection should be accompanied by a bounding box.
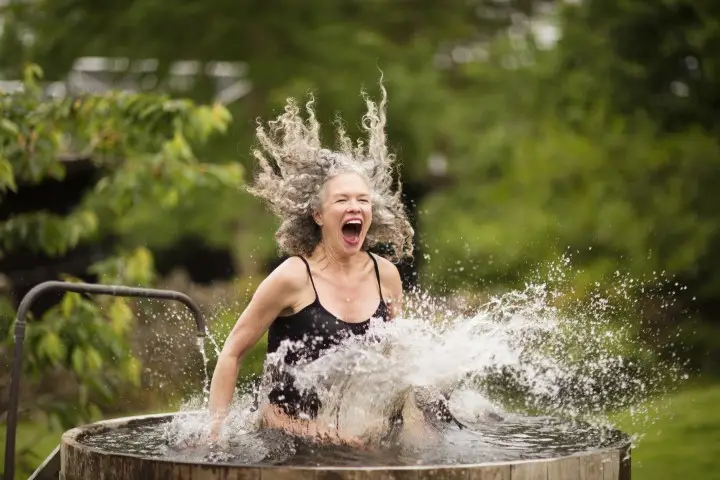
[79,413,628,467]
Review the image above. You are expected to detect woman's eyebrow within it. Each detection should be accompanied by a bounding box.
[331,192,370,199]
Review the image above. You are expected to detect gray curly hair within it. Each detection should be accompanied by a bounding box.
[247,81,414,262]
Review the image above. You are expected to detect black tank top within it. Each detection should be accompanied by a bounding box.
[264,252,390,418]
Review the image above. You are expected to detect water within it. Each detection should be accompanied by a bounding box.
[196,337,210,401]
[79,411,627,466]
[81,261,684,466]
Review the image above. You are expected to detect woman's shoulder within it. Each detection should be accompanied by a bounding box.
[369,252,402,284]
[265,256,311,291]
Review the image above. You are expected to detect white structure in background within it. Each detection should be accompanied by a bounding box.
[65,57,251,104]
[435,2,561,69]
[1,0,251,100]
[1,0,557,102]
[0,56,252,104]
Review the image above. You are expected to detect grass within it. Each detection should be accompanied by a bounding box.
[0,419,63,479]
[4,380,720,479]
[610,380,720,480]
[0,404,186,479]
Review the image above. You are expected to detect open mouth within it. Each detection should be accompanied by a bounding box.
[341,219,363,245]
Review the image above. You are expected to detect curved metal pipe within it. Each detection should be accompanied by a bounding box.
[3,281,206,480]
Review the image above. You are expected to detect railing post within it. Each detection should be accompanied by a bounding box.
[3,281,206,480]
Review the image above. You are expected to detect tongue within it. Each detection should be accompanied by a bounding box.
[342,227,360,245]
[343,233,360,245]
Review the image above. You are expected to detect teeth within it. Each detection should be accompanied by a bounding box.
[346,220,362,225]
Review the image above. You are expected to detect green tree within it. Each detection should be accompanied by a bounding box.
[0,1,563,282]
[418,5,720,371]
[555,0,720,134]
[0,0,552,185]
[0,65,240,477]
[549,0,720,316]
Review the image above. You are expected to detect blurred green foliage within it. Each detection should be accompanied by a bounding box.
[1,0,720,475]
[0,65,239,258]
[2,0,713,313]
[420,0,720,302]
[21,285,142,429]
[0,65,242,476]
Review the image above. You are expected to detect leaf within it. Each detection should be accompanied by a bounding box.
[211,103,232,125]
[85,347,103,372]
[76,210,99,233]
[61,292,79,318]
[124,247,155,285]
[0,156,17,192]
[164,132,193,161]
[139,103,161,119]
[124,357,142,386]
[39,331,66,362]
[0,118,19,135]
[71,348,85,373]
[87,377,113,402]
[108,298,133,334]
[161,188,179,207]
[23,64,43,85]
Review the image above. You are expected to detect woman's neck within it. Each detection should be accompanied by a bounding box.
[310,242,365,273]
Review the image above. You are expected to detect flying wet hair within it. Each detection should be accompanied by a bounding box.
[247,79,414,262]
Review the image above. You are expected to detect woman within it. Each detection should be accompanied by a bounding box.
[208,82,450,446]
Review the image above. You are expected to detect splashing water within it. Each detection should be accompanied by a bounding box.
[83,258,687,466]
[196,336,210,402]
[265,278,681,440]
[207,334,222,358]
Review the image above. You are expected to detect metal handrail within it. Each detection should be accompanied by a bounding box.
[3,281,206,480]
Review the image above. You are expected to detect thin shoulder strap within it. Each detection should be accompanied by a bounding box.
[297,256,319,300]
[368,252,385,302]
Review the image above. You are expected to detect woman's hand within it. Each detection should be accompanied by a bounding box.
[207,417,223,445]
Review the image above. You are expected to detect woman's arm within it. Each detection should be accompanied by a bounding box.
[208,260,303,437]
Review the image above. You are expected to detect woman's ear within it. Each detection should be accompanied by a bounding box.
[313,210,323,227]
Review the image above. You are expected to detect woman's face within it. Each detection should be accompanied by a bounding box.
[315,172,373,256]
